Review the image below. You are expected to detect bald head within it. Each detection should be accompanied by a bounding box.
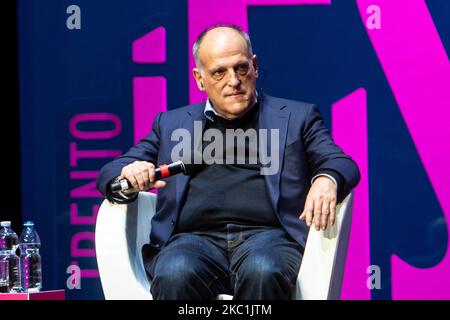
[193,25,253,70]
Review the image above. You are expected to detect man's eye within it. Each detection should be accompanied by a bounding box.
[236,65,249,75]
[212,70,225,80]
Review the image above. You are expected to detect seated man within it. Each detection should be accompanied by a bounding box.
[97,24,360,300]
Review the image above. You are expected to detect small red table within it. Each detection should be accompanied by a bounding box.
[0,290,65,300]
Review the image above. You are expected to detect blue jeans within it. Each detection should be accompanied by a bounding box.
[150,224,303,300]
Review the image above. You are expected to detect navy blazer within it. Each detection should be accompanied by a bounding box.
[97,92,360,270]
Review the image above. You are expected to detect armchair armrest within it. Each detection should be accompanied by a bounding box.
[95,192,156,300]
[296,191,354,300]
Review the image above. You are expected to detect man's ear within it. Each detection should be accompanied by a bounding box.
[193,68,205,91]
[252,54,259,78]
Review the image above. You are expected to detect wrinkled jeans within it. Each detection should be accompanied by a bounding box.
[151,224,303,300]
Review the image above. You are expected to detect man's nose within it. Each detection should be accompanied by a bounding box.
[227,71,241,87]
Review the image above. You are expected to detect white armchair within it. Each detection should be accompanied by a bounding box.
[95,191,354,300]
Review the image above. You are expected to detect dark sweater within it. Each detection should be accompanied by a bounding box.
[175,102,281,233]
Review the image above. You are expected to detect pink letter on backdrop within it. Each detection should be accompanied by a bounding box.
[187,0,331,104]
[71,232,95,258]
[70,171,102,198]
[132,27,166,64]
[133,77,167,143]
[70,203,99,225]
[333,88,371,300]
[356,0,450,298]
[132,27,167,144]
[70,261,99,278]
[70,142,121,167]
[69,113,122,140]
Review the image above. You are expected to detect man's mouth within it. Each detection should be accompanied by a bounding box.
[227,92,245,97]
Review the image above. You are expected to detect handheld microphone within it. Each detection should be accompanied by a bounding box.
[110,160,193,193]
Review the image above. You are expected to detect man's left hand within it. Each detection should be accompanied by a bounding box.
[299,176,337,231]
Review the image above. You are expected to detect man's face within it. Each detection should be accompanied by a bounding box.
[193,28,258,120]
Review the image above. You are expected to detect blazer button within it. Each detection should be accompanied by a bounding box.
[171,219,175,226]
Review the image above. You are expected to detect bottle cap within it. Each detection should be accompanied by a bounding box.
[0,221,11,227]
[23,221,34,227]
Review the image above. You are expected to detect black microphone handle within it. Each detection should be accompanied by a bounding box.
[110,160,185,193]
[154,167,163,180]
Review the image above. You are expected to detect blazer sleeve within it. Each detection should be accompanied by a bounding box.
[96,112,163,197]
[302,105,361,202]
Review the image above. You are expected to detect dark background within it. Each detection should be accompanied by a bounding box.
[1,2,21,232]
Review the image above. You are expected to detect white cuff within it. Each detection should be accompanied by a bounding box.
[311,174,338,189]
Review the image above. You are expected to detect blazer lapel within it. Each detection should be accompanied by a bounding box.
[175,104,206,213]
[259,93,290,213]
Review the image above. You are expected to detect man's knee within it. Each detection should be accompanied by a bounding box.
[239,254,285,283]
[151,252,219,300]
[233,253,296,299]
[153,254,200,287]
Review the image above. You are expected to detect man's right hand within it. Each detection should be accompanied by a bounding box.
[119,161,166,192]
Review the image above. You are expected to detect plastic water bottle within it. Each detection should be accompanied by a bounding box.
[0,221,21,292]
[19,221,42,292]
[0,227,9,293]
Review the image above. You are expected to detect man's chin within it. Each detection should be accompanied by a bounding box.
[229,102,254,118]
[227,95,250,105]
